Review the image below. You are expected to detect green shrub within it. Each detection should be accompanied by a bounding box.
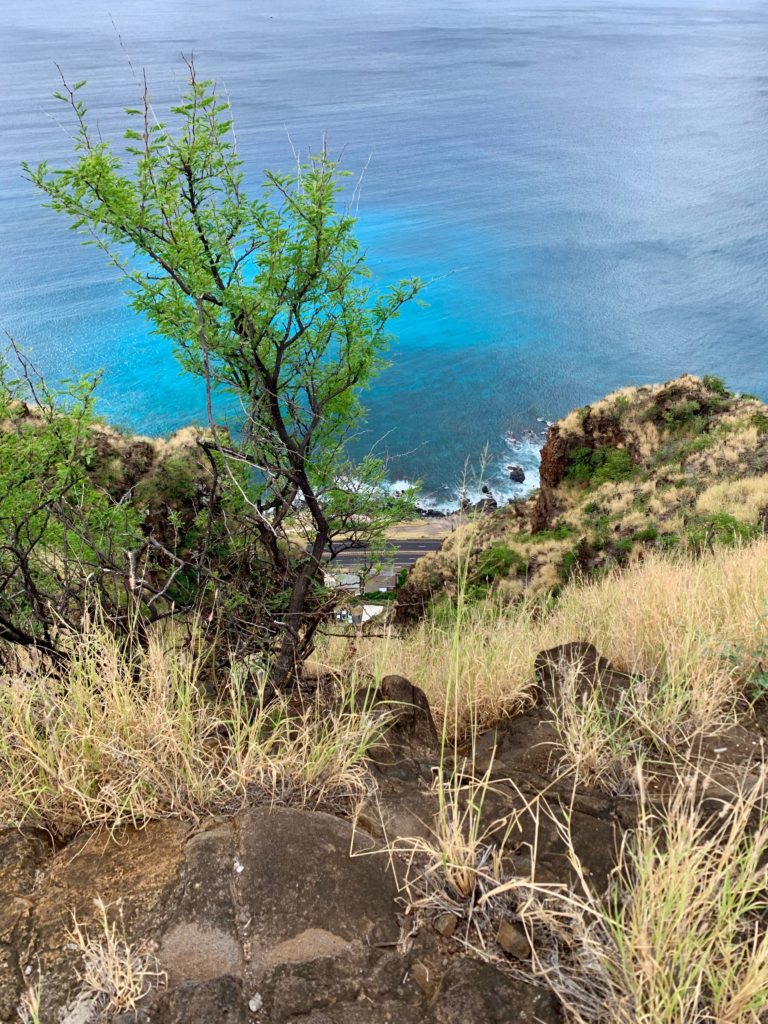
[565,447,635,486]
[723,638,768,700]
[134,454,199,508]
[658,533,680,550]
[524,522,578,543]
[633,525,659,542]
[662,400,702,430]
[750,412,768,435]
[610,395,632,421]
[473,544,527,583]
[702,374,729,397]
[687,513,760,549]
[559,550,578,582]
[675,433,717,457]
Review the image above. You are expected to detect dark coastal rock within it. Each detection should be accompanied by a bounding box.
[431,959,560,1024]
[370,675,440,768]
[4,799,572,1024]
[416,506,447,518]
[0,829,51,1021]
[116,976,251,1024]
[508,464,526,483]
[471,497,498,513]
[7,808,407,1024]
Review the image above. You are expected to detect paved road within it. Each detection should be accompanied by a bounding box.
[321,539,443,571]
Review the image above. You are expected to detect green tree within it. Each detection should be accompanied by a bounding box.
[0,345,144,655]
[26,63,421,685]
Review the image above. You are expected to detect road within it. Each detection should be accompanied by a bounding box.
[322,539,443,572]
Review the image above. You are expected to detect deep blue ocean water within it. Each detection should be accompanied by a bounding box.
[2,0,768,507]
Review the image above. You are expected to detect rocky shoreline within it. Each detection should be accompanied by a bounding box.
[415,465,529,519]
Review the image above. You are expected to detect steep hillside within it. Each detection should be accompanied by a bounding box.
[396,374,768,618]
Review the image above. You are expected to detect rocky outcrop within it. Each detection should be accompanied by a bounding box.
[1,798,565,1024]
[535,641,636,710]
[87,425,214,543]
[530,422,572,533]
[396,374,768,616]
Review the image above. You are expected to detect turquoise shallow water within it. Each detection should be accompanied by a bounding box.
[2,0,768,507]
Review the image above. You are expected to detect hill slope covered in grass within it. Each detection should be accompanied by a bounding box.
[396,374,768,616]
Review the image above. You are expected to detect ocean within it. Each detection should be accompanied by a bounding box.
[2,0,767,508]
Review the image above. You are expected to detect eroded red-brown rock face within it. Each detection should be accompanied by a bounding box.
[531,422,571,533]
[532,407,633,532]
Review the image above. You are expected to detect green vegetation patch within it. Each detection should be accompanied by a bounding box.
[559,549,579,582]
[514,523,577,543]
[686,513,761,549]
[565,446,635,486]
[701,374,730,397]
[632,525,659,542]
[473,543,527,583]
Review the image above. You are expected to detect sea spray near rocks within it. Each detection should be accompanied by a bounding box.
[402,429,544,515]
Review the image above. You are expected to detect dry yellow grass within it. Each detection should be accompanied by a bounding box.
[505,768,768,1024]
[0,624,385,837]
[697,474,768,525]
[68,898,166,1015]
[322,539,768,737]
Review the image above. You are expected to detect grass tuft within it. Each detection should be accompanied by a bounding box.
[68,898,166,1015]
[0,624,385,838]
[506,769,768,1024]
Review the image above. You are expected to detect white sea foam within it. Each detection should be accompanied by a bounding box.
[405,429,545,515]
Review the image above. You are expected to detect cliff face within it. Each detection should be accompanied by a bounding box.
[86,424,214,544]
[396,374,768,619]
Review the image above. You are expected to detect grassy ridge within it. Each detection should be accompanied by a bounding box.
[397,375,768,613]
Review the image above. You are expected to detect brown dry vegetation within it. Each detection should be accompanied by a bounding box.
[0,625,384,838]
[322,539,768,739]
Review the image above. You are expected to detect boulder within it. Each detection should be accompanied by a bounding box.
[114,976,250,1024]
[471,497,498,514]
[534,642,635,711]
[29,820,190,1022]
[234,805,400,977]
[508,465,526,484]
[376,675,440,758]
[6,808,412,1024]
[417,506,447,519]
[431,959,560,1024]
[0,829,51,1021]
